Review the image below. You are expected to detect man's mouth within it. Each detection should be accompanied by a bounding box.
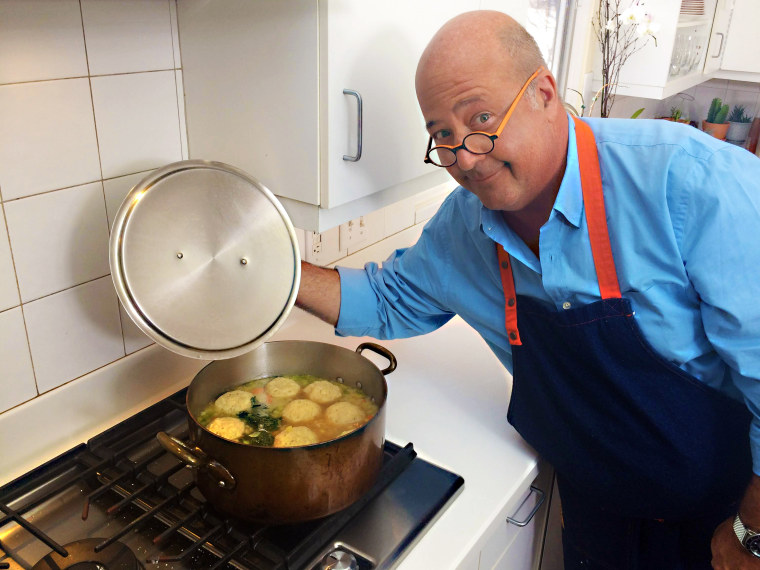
[468,162,510,183]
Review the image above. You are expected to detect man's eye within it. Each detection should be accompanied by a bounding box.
[476,113,492,125]
[433,129,452,142]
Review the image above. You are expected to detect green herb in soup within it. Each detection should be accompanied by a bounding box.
[199,375,378,447]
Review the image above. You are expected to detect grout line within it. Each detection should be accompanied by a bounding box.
[1,200,40,396]
[21,273,112,306]
[79,0,104,184]
[0,68,180,88]
[18,304,41,397]
[171,0,189,159]
[0,170,156,205]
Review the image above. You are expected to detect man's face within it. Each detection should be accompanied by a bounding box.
[417,53,551,213]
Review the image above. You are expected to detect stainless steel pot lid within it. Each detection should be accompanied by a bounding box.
[109,160,300,359]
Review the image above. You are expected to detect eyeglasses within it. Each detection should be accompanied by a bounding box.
[423,66,545,168]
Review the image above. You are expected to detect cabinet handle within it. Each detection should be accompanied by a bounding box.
[506,485,545,527]
[343,89,363,162]
[711,32,724,58]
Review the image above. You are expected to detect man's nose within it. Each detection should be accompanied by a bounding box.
[455,146,483,171]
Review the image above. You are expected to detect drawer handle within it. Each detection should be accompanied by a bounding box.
[506,485,545,527]
[342,89,363,162]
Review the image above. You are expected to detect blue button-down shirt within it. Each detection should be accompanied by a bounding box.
[336,114,760,473]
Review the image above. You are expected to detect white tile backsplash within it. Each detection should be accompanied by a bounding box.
[5,182,110,303]
[24,276,125,394]
[0,78,101,200]
[91,71,182,178]
[0,208,20,312]
[0,307,37,412]
[0,0,184,412]
[81,0,175,76]
[0,0,87,85]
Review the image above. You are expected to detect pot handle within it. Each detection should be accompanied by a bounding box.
[156,432,236,490]
[356,342,397,375]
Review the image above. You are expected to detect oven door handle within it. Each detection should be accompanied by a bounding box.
[157,432,236,490]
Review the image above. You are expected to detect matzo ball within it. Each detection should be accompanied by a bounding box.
[207,417,250,441]
[282,399,322,424]
[326,402,364,425]
[265,377,301,399]
[304,380,342,404]
[214,390,255,416]
[274,426,318,448]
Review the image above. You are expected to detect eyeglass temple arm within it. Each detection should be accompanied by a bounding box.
[424,136,434,163]
[493,66,545,137]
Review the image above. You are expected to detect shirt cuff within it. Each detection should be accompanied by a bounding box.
[335,264,380,337]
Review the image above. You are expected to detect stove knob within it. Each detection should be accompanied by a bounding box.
[321,549,358,570]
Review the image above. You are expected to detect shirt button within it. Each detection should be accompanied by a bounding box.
[509,331,518,341]
[507,297,515,307]
[562,301,571,310]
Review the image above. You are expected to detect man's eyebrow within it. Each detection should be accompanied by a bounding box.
[425,96,486,131]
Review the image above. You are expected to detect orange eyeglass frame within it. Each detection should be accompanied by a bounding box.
[424,66,546,165]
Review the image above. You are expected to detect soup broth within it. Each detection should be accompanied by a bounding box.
[198,375,378,447]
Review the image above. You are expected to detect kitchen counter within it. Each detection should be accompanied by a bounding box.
[0,307,539,569]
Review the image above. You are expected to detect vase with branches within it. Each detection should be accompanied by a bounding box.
[592,0,659,118]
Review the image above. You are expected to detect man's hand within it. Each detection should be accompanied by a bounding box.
[712,475,760,569]
[711,516,760,569]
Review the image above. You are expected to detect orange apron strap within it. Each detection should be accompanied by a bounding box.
[497,244,522,346]
[572,116,622,299]
[498,117,622,346]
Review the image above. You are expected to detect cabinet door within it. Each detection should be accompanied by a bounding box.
[704,0,734,74]
[322,0,477,209]
[719,0,759,73]
[479,466,554,570]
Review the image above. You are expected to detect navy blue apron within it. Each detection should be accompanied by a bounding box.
[498,117,752,569]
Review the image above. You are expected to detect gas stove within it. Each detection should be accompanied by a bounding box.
[0,389,463,570]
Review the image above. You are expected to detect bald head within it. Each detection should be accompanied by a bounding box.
[416,11,546,98]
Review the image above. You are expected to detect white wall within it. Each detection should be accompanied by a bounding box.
[0,0,187,414]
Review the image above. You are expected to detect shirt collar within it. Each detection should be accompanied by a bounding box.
[552,113,583,228]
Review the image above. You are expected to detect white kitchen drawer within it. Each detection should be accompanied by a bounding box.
[478,465,555,570]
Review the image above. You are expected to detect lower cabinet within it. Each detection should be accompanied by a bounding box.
[476,463,563,570]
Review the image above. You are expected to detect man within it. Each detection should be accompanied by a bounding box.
[297,10,760,570]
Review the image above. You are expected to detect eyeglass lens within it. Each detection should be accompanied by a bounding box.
[428,133,495,167]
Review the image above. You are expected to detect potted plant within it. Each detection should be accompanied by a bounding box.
[660,106,690,123]
[702,97,730,140]
[726,104,753,143]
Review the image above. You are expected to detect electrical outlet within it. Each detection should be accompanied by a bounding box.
[304,227,346,266]
[339,216,370,251]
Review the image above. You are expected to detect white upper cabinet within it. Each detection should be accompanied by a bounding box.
[176,0,477,232]
[703,0,735,75]
[714,0,760,78]
[592,0,733,100]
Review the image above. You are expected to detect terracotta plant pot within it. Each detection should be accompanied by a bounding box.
[702,120,730,140]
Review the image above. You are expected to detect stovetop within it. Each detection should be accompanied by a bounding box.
[0,389,463,570]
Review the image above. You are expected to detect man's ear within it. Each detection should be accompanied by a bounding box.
[537,73,559,109]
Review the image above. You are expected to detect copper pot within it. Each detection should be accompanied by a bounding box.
[157,340,396,524]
